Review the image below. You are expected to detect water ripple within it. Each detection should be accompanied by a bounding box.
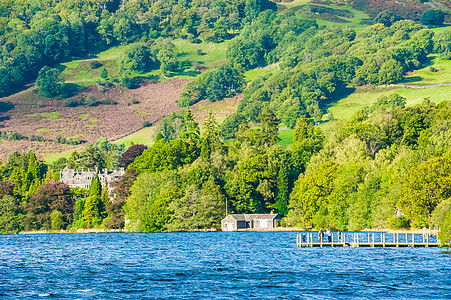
[0,232,450,299]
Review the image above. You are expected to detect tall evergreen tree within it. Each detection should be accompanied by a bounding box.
[276,164,289,216]
[259,108,280,148]
[82,171,105,227]
[180,108,200,142]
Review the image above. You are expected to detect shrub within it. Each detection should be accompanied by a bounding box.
[387,215,410,229]
[1,131,27,141]
[30,135,45,142]
[143,121,152,128]
[65,98,80,107]
[55,135,82,145]
[90,61,102,69]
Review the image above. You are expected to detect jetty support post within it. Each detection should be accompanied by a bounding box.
[412,233,415,247]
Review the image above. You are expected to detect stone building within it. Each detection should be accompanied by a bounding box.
[221,212,282,231]
[59,167,125,192]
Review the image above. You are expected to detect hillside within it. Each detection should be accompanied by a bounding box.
[1,0,450,162]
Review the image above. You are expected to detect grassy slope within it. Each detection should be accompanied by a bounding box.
[61,40,229,87]
[328,55,451,120]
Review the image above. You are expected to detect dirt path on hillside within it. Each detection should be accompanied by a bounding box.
[387,83,451,89]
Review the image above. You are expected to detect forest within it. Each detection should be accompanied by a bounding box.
[1,100,451,246]
[0,0,450,246]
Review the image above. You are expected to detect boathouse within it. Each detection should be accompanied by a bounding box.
[221,212,282,231]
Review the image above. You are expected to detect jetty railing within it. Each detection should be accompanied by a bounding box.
[296,232,441,248]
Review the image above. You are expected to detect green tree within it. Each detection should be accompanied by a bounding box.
[288,161,338,227]
[438,210,451,248]
[36,66,66,98]
[0,195,25,233]
[82,172,106,226]
[50,210,64,230]
[275,164,289,216]
[179,108,200,142]
[378,59,404,84]
[398,156,451,228]
[259,108,280,148]
[420,10,445,26]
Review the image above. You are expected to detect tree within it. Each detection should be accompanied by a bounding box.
[201,112,223,159]
[100,68,108,79]
[157,48,177,75]
[398,156,451,228]
[438,210,451,248]
[420,10,445,26]
[378,59,404,84]
[119,44,155,73]
[0,195,25,233]
[24,181,74,230]
[119,144,148,168]
[288,161,339,227]
[179,108,200,142]
[259,108,280,148]
[275,164,289,216]
[82,171,106,226]
[105,167,139,229]
[50,210,64,230]
[36,66,66,98]
[374,11,402,27]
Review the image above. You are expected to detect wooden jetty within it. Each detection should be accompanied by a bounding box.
[296,232,441,248]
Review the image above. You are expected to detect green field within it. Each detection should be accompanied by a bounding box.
[61,39,229,87]
[278,128,294,146]
[244,68,278,82]
[402,55,451,85]
[112,126,157,148]
[328,55,451,120]
[329,85,451,120]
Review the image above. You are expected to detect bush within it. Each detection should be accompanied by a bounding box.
[1,131,27,141]
[143,121,152,128]
[90,61,102,69]
[387,215,410,229]
[65,98,80,107]
[55,135,82,145]
[30,135,45,142]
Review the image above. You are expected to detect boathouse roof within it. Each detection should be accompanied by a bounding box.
[227,213,282,221]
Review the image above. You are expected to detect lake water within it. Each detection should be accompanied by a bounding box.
[1,232,450,299]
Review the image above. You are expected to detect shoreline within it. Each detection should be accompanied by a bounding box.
[6,227,439,235]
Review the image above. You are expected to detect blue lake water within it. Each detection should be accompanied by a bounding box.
[1,232,450,299]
